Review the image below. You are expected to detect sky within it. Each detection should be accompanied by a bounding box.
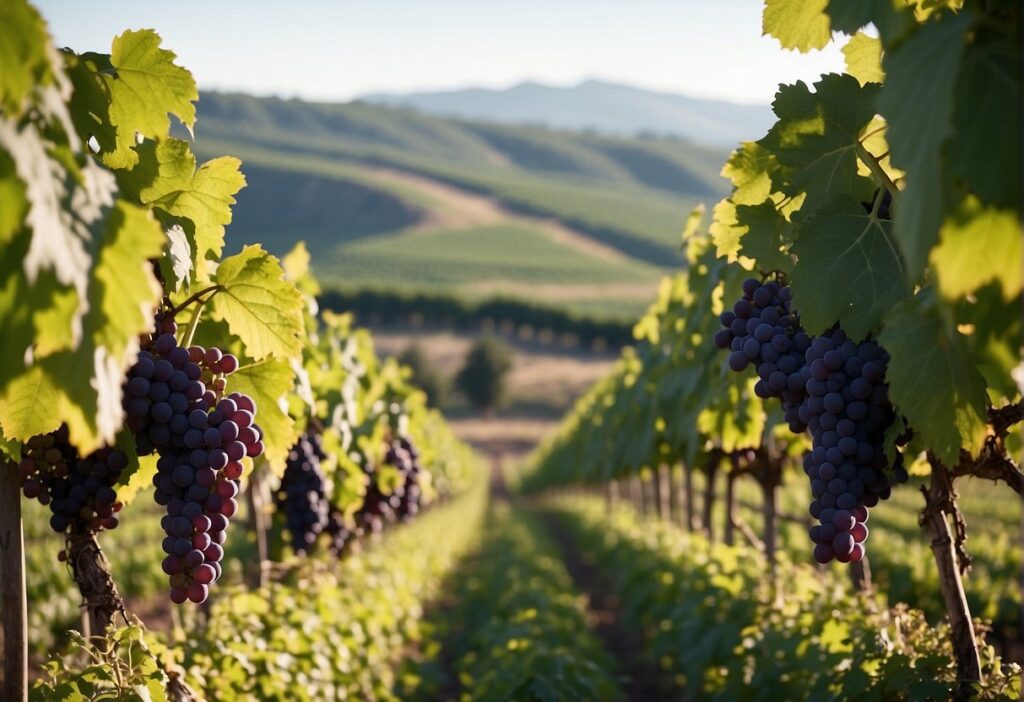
[34,0,845,106]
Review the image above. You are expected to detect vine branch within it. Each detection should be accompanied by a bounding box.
[167,284,222,318]
[855,143,900,197]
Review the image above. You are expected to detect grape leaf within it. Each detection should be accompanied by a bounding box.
[0,364,61,440]
[211,245,305,361]
[763,0,832,51]
[89,202,164,359]
[100,30,198,169]
[947,38,1019,209]
[227,357,297,474]
[709,199,751,269]
[734,202,794,274]
[759,75,879,219]
[152,211,194,293]
[128,138,245,265]
[955,284,1021,401]
[826,0,914,44]
[0,0,52,114]
[930,196,1020,302]
[0,117,112,311]
[879,293,988,466]
[878,11,971,282]
[790,197,908,340]
[721,142,775,205]
[843,32,885,85]
[698,375,766,453]
[115,453,157,507]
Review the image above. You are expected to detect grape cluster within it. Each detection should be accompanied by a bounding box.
[799,329,903,564]
[325,505,354,558]
[715,278,812,433]
[19,427,127,534]
[389,437,423,522]
[125,313,264,604]
[276,434,330,555]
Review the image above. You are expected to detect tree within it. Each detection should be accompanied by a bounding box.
[455,337,513,417]
[399,343,449,408]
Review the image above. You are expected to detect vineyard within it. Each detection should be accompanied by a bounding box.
[0,0,1021,701]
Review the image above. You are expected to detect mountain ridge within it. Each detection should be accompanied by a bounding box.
[362,78,773,146]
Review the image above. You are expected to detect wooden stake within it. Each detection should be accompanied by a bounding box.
[1,463,27,702]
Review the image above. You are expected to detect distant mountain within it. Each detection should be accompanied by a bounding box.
[363,79,774,147]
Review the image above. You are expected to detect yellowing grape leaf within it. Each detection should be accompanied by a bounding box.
[878,11,971,282]
[130,138,245,265]
[211,245,305,361]
[790,197,908,339]
[843,32,885,85]
[721,142,775,205]
[931,196,1021,302]
[879,293,988,466]
[0,364,61,440]
[763,0,832,51]
[227,357,297,475]
[100,30,198,168]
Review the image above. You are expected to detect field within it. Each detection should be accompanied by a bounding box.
[187,94,725,319]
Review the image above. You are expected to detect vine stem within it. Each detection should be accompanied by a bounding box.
[855,143,901,197]
[168,284,222,318]
[0,461,27,702]
[180,294,212,350]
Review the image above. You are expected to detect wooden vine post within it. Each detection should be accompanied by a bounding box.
[0,462,27,702]
[667,465,680,523]
[723,468,736,546]
[682,463,696,531]
[921,457,981,699]
[702,451,720,540]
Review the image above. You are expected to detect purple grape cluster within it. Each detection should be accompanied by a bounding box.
[125,313,264,604]
[715,278,812,433]
[800,329,903,564]
[353,437,424,535]
[19,426,126,534]
[325,505,354,558]
[389,437,423,522]
[276,434,330,555]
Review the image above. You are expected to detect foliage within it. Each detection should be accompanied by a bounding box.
[546,496,1021,701]
[399,343,449,409]
[176,481,487,701]
[408,504,623,702]
[455,336,514,415]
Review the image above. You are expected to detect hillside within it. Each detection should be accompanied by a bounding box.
[193,92,732,318]
[364,79,775,146]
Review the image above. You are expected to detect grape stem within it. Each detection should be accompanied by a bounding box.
[855,143,900,198]
[180,295,209,350]
[167,285,222,318]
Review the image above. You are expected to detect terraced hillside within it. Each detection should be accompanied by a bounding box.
[193,92,730,318]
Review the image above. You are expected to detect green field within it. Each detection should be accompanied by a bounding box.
[187,92,726,318]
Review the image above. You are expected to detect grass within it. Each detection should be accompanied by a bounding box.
[319,222,660,288]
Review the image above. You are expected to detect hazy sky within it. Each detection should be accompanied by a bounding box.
[34,0,844,105]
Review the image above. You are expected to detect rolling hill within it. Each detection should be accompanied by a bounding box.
[192,91,734,318]
[363,79,775,146]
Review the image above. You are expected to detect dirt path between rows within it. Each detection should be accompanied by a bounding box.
[538,511,679,702]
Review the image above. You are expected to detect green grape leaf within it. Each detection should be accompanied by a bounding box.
[947,39,1019,208]
[931,196,1020,302]
[759,74,879,218]
[878,11,971,282]
[790,197,908,339]
[0,364,61,440]
[709,199,749,267]
[879,293,988,466]
[227,358,297,474]
[89,201,164,359]
[128,138,245,265]
[0,0,52,114]
[698,375,766,453]
[763,0,832,51]
[721,142,775,205]
[956,284,1021,401]
[735,202,794,274]
[843,32,885,85]
[211,245,305,361]
[101,30,198,168]
[826,0,914,44]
